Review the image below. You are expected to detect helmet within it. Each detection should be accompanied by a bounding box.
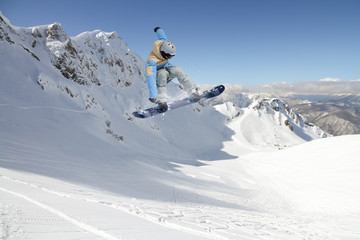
[160,41,176,58]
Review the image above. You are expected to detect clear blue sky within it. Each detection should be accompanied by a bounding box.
[1,0,359,86]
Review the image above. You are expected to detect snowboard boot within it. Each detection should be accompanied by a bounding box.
[189,88,201,102]
[158,102,168,112]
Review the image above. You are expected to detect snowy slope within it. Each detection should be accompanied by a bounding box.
[1,11,360,239]
[216,97,329,149]
[1,135,360,240]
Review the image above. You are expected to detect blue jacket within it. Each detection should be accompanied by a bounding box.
[145,29,173,99]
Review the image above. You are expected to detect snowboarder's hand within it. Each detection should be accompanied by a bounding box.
[154,27,160,32]
[149,98,157,103]
[159,102,168,112]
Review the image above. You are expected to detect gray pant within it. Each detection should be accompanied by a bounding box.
[156,66,197,102]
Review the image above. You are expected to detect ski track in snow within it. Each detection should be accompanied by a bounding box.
[0,187,119,240]
[0,171,349,240]
[0,173,223,240]
[0,175,120,240]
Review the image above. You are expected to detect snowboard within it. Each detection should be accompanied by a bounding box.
[132,85,225,119]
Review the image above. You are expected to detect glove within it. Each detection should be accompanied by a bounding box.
[159,102,168,112]
[149,98,157,103]
[154,27,160,32]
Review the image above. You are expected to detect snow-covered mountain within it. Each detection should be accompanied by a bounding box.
[214,83,360,136]
[285,94,360,136]
[242,81,360,136]
[216,96,329,150]
[0,11,327,150]
[1,12,359,240]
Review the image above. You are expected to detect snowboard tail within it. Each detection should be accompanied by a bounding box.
[133,85,225,119]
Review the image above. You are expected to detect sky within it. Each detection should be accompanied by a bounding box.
[1,0,359,86]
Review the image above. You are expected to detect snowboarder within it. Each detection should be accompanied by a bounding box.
[145,26,201,112]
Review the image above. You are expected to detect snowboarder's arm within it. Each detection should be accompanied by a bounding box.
[145,60,157,99]
[154,27,167,41]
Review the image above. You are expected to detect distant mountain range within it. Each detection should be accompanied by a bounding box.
[246,81,360,136]
[206,84,360,136]
[285,94,360,136]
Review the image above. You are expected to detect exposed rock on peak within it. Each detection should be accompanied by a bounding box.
[46,23,69,42]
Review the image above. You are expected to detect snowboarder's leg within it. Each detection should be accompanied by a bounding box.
[166,66,197,93]
[156,68,169,102]
[166,66,200,102]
